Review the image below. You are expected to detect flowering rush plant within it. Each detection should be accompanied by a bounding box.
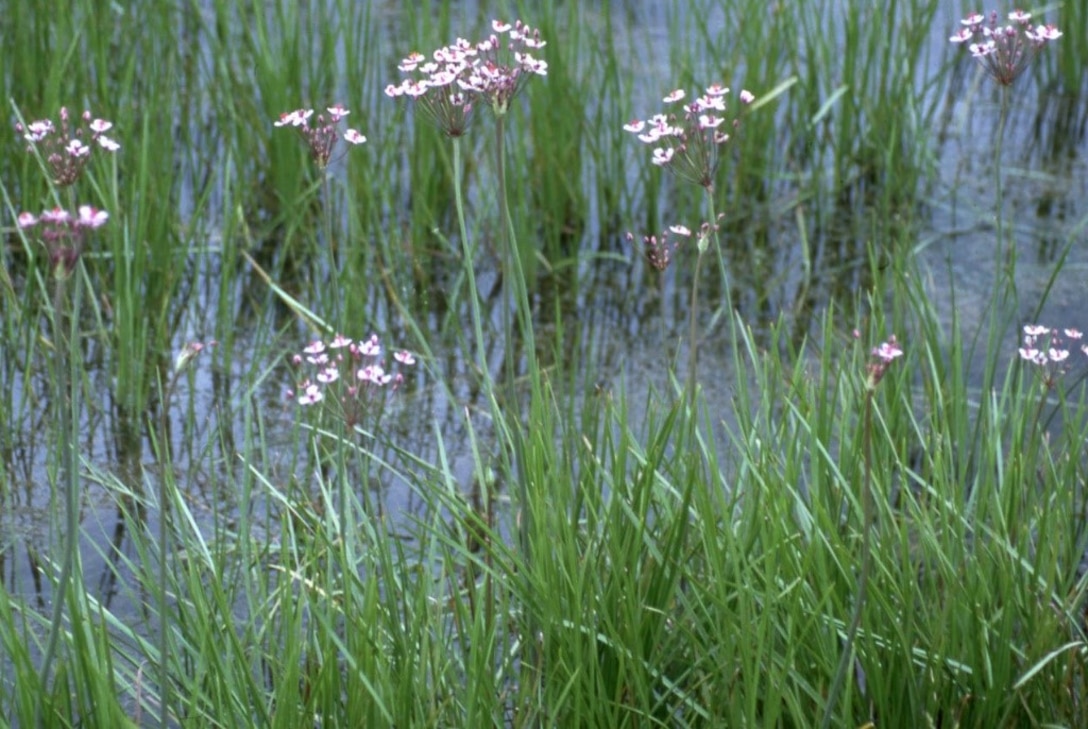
[17,205,109,279]
[624,85,754,190]
[1018,324,1086,388]
[274,105,366,167]
[288,333,415,429]
[385,19,547,136]
[949,10,1061,86]
[15,107,120,187]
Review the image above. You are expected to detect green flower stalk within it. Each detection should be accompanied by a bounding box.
[822,334,902,728]
[386,19,549,573]
[17,205,108,719]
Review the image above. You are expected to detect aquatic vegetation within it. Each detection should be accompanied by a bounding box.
[2,2,1088,727]
[288,333,413,427]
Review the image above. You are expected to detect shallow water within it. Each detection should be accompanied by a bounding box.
[2,1,1087,632]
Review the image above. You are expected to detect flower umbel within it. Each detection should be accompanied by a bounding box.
[274,105,366,167]
[624,84,755,189]
[385,43,479,137]
[626,225,688,272]
[469,19,548,117]
[866,335,903,389]
[17,205,109,279]
[950,10,1061,86]
[385,19,547,136]
[287,334,414,428]
[15,107,120,187]
[1018,324,1085,389]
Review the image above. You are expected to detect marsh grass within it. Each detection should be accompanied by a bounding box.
[3,0,1088,726]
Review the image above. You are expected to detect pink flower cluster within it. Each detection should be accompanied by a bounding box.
[274,105,366,167]
[1018,325,1086,389]
[626,216,723,271]
[950,10,1061,86]
[385,19,548,136]
[15,107,120,187]
[623,85,754,190]
[17,205,110,278]
[866,335,903,389]
[288,334,415,427]
[1018,325,1085,365]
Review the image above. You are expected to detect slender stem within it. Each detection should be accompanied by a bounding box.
[995,85,1011,287]
[39,268,83,714]
[496,117,516,393]
[322,172,340,326]
[821,390,876,729]
[705,187,729,299]
[157,377,174,728]
[970,85,1014,479]
[686,250,705,410]
[494,115,533,566]
[452,137,489,386]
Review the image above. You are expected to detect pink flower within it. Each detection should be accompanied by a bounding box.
[16,204,110,278]
[652,147,675,165]
[77,205,108,228]
[951,10,1060,86]
[289,333,413,426]
[872,339,904,363]
[297,382,324,406]
[358,334,381,357]
[865,335,903,389]
[275,105,363,166]
[626,216,720,272]
[388,18,546,133]
[15,108,119,186]
[625,84,755,189]
[1017,324,1087,388]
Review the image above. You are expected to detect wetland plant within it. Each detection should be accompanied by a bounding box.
[16,202,109,719]
[821,333,903,729]
[949,9,1062,451]
[624,85,754,404]
[386,18,549,576]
